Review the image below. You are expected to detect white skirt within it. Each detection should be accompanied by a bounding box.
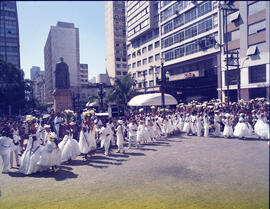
[254,119,270,139]
[60,138,80,161]
[223,125,234,137]
[234,122,251,138]
[182,122,191,133]
[38,144,61,166]
[79,131,90,154]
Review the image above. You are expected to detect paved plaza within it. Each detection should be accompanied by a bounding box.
[0,134,269,209]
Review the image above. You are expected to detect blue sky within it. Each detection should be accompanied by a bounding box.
[17,1,106,79]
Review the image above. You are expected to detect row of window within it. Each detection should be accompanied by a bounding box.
[0,2,16,9]
[161,1,212,36]
[160,1,192,23]
[248,1,267,16]
[127,6,149,28]
[0,36,17,43]
[128,18,150,37]
[115,57,127,62]
[130,28,159,48]
[0,10,17,17]
[0,28,17,35]
[0,20,17,26]
[133,66,161,78]
[161,16,215,49]
[163,34,216,62]
[116,71,128,76]
[160,1,172,9]
[0,46,18,52]
[116,63,127,68]
[127,1,146,17]
[248,20,266,36]
[128,41,160,60]
[137,80,155,88]
[129,54,160,70]
[226,64,266,85]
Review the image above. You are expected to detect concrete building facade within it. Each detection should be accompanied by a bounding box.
[80,64,88,85]
[44,21,80,103]
[105,1,128,84]
[32,72,45,104]
[219,1,270,101]
[0,1,20,69]
[126,1,161,93]
[30,66,41,80]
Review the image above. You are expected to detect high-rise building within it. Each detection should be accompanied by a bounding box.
[30,66,41,80]
[80,64,88,86]
[220,1,270,101]
[105,1,128,84]
[32,72,45,104]
[126,1,161,93]
[44,21,80,103]
[0,1,20,69]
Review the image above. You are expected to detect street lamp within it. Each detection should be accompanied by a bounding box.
[161,57,165,108]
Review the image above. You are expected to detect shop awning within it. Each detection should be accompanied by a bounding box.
[128,93,178,106]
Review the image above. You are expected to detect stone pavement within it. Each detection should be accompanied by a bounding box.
[0,134,269,209]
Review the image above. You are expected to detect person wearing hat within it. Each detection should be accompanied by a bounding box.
[203,111,210,137]
[183,113,192,136]
[37,132,61,172]
[58,122,81,163]
[127,119,138,149]
[79,120,91,161]
[0,127,13,173]
[115,120,125,153]
[234,112,251,139]
[100,123,112,156]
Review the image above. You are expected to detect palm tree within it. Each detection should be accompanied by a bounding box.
[108,74,137,112]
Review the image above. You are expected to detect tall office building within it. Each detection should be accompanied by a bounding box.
[220,1,270,101]
[105,1,128,84]
[126,1,162,93]
[32,72,45,104]
[0,1,20,69]
[30,66,41,80]
[80,64,88,86]
[44,21,80,103]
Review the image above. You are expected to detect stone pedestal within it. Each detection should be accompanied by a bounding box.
[52,89,72,113]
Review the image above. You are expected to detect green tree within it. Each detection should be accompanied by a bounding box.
[0,59,25,115]
[108,74,137,112]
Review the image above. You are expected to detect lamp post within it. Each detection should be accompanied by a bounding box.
[161,57,165,108]
[143,70,146,94]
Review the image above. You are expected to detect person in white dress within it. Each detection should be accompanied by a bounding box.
[127,120,138,149]
[137,120,146,145]
[54,113,64,141]
[116,120,125,153]
[19,133,44,175]
[0,127,13,173]
[100,123,111,156]
[37,132,61,172]
[196,112,203,137]
[87,121,97,155]
[10,128,21,168]
[254,111,270,139]
[58,123,80,163]
[183,113,192,136]
[223,113,234,138]
[203,112,210,137]
[153,117,162,140]
[79,121,91,161]
[214,111,221,137]
[190,113,197,136]
[234,113,251,139]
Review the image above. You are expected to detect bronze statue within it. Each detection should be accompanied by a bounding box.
[55,57,70,89]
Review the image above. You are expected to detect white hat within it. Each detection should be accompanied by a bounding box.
[44,124,50,129]
[118,120,123,124]
[225,113,230,118]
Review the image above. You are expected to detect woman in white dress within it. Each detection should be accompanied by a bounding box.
[254,111,270,139]
[116,120,125,153]
[183,113,192,136]
[137,120,146,144]
[196,112,203,137]
[10,128,20,168]
[58,124,80,163]
[153,117,161,140]
[223,113,234,138]
[37,132,61,172]
[88,122,97,154]
[19,134,43,175]
[79,121,91,161]
[203,112,210,137]
[234,113,251,139]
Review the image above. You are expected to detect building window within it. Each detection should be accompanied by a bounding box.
[185,42,198,55]
[128,54,131,60]
[155,53,160,61]
[185,25,197,39]
[225,69,238,85]
[225,29,240,42]
[248,1,267,16]
[174,14,184,29]
[122,64,127,68]
[175,47,185,58]
[115,57,121,61]
[162,36,174,49]
[149,80,154,87]
[123,71,127,75]
[143,58,147,65]
[122,58,127,62]
[198,18,212,34]
[133,73,136,78]
[132,52,136,58]
[137,60,141,67]
[116,64,121,68]
[248,20,266,35]
[197,1,212,17]
[128,64,131,70]
[149,56,153,63]
[249,64,266,83]
[142,47,147,54]
[148,44,153,51]
[137,49,141,56]
[138,71,142,77]
[185,8,196,24]
[116,71,121,75]
[149,68,153,75]
[155,41,160,48]
[132,62,136,68]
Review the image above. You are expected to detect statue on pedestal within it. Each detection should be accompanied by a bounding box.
[55,57,70,89]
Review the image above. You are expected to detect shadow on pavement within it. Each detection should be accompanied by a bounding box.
[123,152,145,156]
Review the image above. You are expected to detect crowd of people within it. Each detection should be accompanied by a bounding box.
[0,98,269,174]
